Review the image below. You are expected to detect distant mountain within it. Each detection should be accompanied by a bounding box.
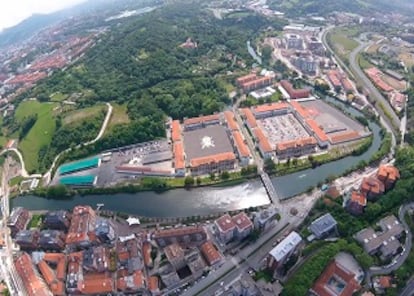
[268,0,414,17]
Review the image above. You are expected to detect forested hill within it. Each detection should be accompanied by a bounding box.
[268,0,414,17]
[22,1,286,169]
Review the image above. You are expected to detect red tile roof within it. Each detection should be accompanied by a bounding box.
[290,101,309,118]
[232,130,250,157]
[184,114,220,126]
[377,165,400,183]
[174,141,185,170]
[311,260,361,296]
[81,273,114,295]
[215,214,236,233]
[142,242,153,267]
[242,108,257,128]
[14,253,52,296]
[148,276,160,292]
[190,152,236,167]
[306,119,329,142]
[253,127,273,152]
[277,137,317,151]
[361,177,385,195]
[171,120,182,142]
[253,102,289,114]
[66,205,96,246]
[236,73,257,84]
[280,80,310,99]
[365,67,394,92]
[200,241,222,266]
[232,212,253,231]
[329,131,360,144]
[224,111,239,131]
[351,191,367,206]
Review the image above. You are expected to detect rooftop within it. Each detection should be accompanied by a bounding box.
[215,214,236,233]
[200,241,222,266]
[171,120,182,142]
[164,243,185,260]
[269,231,302,262]
[350,191,367,206]
[309,213,337,237]
[377,165,400,182]
[232,212,253,231]
[224,111,239,131]
[58,157,100,175]
[253,127,273,152]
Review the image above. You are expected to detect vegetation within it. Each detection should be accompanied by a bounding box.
[326,27,359,60]
[283,239,373,296]
[27,214,43,229]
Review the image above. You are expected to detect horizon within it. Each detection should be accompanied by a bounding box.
[0,0,86,32]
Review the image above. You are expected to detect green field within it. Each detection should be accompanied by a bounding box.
[328,28,359,59]
[358,54,373,69]
[107,103,130,131]
[50,92,68,102]
[15,101,58,173]
[62,105,105,126]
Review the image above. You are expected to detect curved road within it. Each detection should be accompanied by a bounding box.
[348,39,401,135]
[366,202,414,287]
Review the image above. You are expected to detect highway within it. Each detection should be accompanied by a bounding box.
[0,157,26,296]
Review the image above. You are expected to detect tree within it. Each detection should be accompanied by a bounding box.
[261,45,273,65]
[220,171,230,180]
[264,158,276,173]
[184,176,194,187]
[292,158,298,167]
[209,172,216,181]
[196,177,202,186]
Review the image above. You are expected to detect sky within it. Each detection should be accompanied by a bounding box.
[0,0,86,31]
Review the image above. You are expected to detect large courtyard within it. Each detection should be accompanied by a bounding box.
[182,125,234,161]
[257,113,311,147]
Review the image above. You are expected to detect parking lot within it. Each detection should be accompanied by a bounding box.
[257,113,311,146]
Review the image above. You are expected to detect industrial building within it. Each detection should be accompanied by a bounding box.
[58,157,101,175]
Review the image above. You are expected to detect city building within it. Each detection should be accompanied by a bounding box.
[215,214,236,243]
[43,210,71,231]
[185,248,206,279]
[39,230,66,251]
[14,252,53,296]
[148,276,161,296]
[355,215,404,260]
[237,74,274,93]
[232,212,254,239]
[309,259,361,296]
[279,80,311,99]
[309,213,338,239]
[15,229,40,251]
[82,246,110,273]
[95,218,116,243]
[267,231,302,273]
[365,67,394,93]
[377,165,400,190]
[37,253,66,296]
[153,226,207,248]
[292,55,318,74]
[117,270,146,294]
[345,191,367,215]
[276,137,317,159]
[226,273,261,296]
[164,243,186,270]
[143,242,153,268]
[360,177,385,200]
[200,241,223,266]
[254,208,279,232]
[284,34,304,50]
[160,264,180,288]
[66,205,97,249]
[80,273,114,295]
[7,207,30,237]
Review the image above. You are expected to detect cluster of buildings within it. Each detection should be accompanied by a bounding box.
[236,72,275,93]
[344,165,400,215]
[214,212,254,243]
[326,69,354,94]
[355,215,404,261]
[365,67,407,112]
[171,111,252,176]
[8,205,235,295]
[240,99,367,160]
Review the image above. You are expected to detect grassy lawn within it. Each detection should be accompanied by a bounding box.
[328,28,359,60]
[107,103,130,131]
[15,101,58,173]
[62,105,105,126]
[358,54,373,69]
[9,176,24,186]
[50,92,68,102]
[27,214,43,229]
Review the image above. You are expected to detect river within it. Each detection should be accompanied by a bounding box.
[12,98,382,217]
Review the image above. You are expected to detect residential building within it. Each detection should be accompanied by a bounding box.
[309,213,338,239]
[14,252,53,296]
[117,270,146,294]
[80,273,114,295]
[360,177,385,200]
[39,230,66,251]
[285,34,304,50]
[82,246,110,273]
[148,276,160,296]
[279,80,310,99]
[200,241,222,266]
[232,212,253,239]
[185,248,206,279]
[377,165,400,190]
[43,210,71,231]
[160,264,180,289]
[37,253,66,296]
[215,214,236,243]
[189,152,236,176]
[254,208,279,232]
[164,243,186,270]
[292,56,318,74]
[253,127,274,159]
[15,230,40,251]
[276,137,317,159]
[66,205,97,248]
[153,226,207,247]
[227,273,260,296]
[7,207,30,237]
[268,231,302,272]
[309,260,361,296]
[355,215,404,260]
[95,218,116,243]
[345,191,367,215]
[66,252,83,294]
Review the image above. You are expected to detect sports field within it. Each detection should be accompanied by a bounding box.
[15,101,58,172]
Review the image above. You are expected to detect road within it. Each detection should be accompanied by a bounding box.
[348,39,401,136]
[181,190,322,296]
[0,158,26,295]
[366,202,414,287]
[43,102,113,184]
[400,278,414,296]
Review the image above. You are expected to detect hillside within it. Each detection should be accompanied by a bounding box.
[268,0,414,17]
[14,2,286,172]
